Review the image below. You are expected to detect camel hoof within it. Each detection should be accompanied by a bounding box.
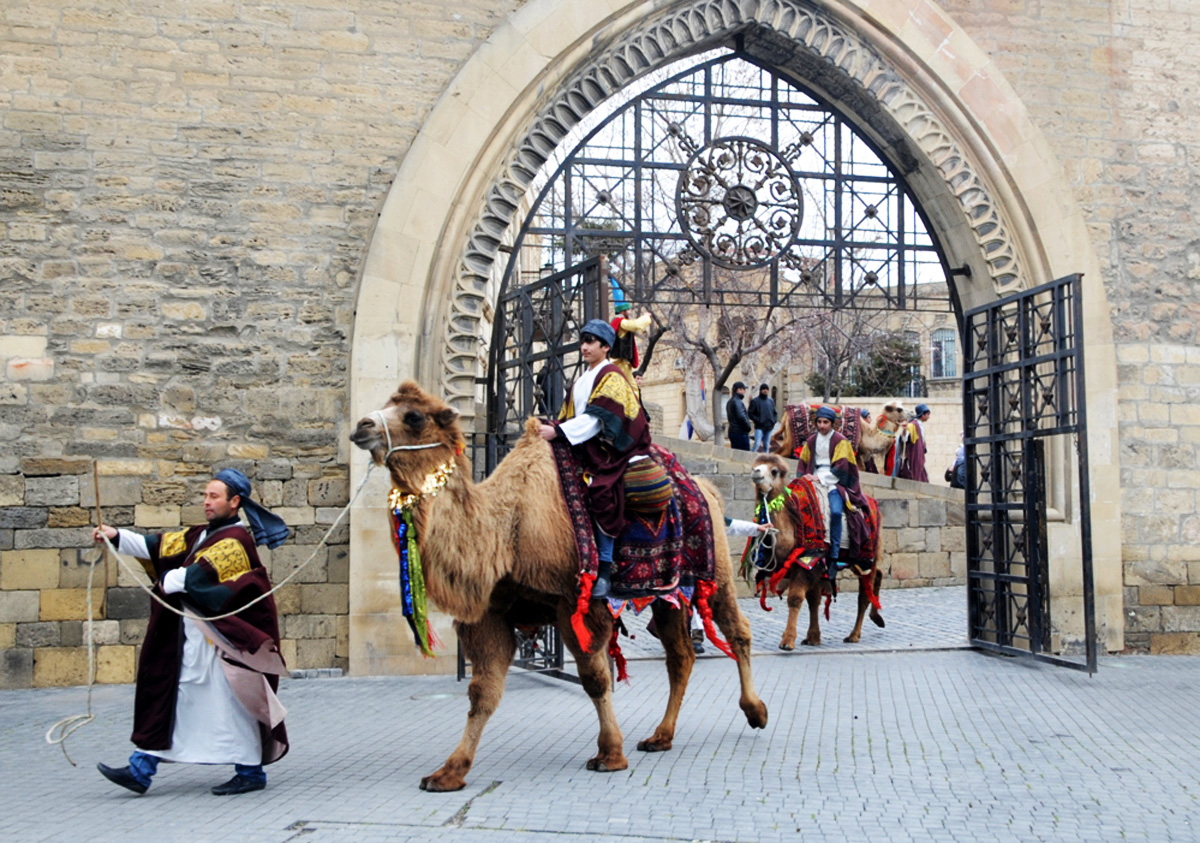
[843,634,861,644]
[420,772,466,792]
[742,699,768,729]
[871,611,885,628]
[585,755,628,772]
[801,638,820,646]
[778,642,793,651]
[636,738,673,753]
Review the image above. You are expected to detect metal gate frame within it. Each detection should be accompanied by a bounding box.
[458,257,607,684]
[962,272,1097,673]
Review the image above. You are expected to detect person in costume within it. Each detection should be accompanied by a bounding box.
[538,318,653,599]
[795,405,870,590]
[92,468,290,796]
[890,403,931,482]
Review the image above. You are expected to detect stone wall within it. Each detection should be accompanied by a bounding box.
[0,0,522,687]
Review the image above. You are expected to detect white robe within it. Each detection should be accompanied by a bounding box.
[118,529,263,765]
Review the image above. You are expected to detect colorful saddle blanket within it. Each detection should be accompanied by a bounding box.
[784,403,865,454]
[549,440,716,595]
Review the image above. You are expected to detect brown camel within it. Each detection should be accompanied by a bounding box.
[350,381,768,792]
[745,454,885,649]
[770,401,905,468]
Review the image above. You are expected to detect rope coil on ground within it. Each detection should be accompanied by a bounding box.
[44,460,379,764]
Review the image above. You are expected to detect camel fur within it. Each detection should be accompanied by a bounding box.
[351,381,768,792]
[748,454,885,650]
[770,401,905,469]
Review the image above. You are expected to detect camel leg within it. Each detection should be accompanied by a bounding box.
[779,573,807,650]
[420,612,516,792]
[556,601,627,773]
[800,576,823,646]
[870,569,885,628]
[637,601,695,752]
[708,578,769,729]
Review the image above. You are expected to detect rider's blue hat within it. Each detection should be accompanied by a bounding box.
[580,318,616,348]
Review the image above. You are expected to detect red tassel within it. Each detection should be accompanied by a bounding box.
[608,625,628,683]
[860,570,882,611]
[823,593,832,621]
[571,572,596,653]
[694,579,735,660]
[756,580,772,612]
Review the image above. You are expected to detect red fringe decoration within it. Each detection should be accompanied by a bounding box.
[756,580,772,612]
[571,572,596,653]
[860,570,882,611]
[694,579,735,660]
[608,625,628,683]
[824,593,832,621]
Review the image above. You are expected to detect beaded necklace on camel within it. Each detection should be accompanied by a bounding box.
[386,442,462,658]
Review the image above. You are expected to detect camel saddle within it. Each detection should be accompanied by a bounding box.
[783,403,865,454]
[549,440,717,597]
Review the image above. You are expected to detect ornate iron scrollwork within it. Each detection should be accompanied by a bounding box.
[676,136,802,269]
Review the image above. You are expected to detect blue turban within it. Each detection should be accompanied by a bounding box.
[916,403,931,416]
[579,318,616,348]
[815,406,836,422]
[214,468,290,549]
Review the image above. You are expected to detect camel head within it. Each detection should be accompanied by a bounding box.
[351,381,464,491]
[750,454,790,500]
[879,401,906,430]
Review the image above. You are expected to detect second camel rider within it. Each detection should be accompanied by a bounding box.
[539,319,652,599]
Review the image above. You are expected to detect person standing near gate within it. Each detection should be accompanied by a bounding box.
[892,403,931,482]
[538,319,653,599]
[748,383,777,453]
[726,382,752,451]
[93,468,290,796]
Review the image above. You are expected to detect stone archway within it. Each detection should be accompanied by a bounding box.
[349,0,1122,676]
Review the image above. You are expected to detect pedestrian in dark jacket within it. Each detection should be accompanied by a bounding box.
[726,382,751,450]
[748,384,777,453]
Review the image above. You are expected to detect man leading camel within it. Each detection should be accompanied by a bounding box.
[795,406,870,592]
[93,468,290,796]
[539,319,652,599]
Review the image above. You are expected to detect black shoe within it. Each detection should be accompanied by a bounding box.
[591,570,611,600]
[97,762,148,795]
[211,774,266,796]
[692,641,705,655]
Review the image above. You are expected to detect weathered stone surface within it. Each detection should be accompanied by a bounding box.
[19,458,91,477]
[0,508,48,529]
[105,587,149,620]
[14,528,93,549]
[0,649,33,689]
[0,591,40,623]
[0,549,61,590]
[307,476,348,507]
[16,621,60,648]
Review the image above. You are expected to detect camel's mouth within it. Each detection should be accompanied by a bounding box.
[350,416,386,463]
[750,466,774,493]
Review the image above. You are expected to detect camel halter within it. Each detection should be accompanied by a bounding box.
[371,410,453,457]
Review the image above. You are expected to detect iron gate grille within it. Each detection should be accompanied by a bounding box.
[962,273,1096,673]
[458,258,606,684]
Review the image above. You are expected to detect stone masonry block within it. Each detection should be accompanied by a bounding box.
[119,618,148,646]
[257,460,293,481]
[0,591,40,622]
[24,476,80,506]
[0,623,12,649]
[106,587,150,620]
[80,476,143,507]
[19,458,91,477]
[889,552,919,581]
[1,549,61,589]
[1149,633,1200,655]
[878,498,909,529]
[896,528,927,553]
[15,528,93,549]
[48,507,91,528]
[59,621,82,647]
[95,645,136,684]
[1162,606,1200,633]
[917,498,947,527]
[285,614,337,639]
[16,621,60,648]
[272,545,327,584]
[0,475,23,506]
[40,588,88,621]
[134,504,181,528]
[327,546,348,583]
[299,584,348,615]
[85,619,120,645]
[1140,585,1175,605]
[923,528,942,553]
[273,584,301,615]
[946,504,966,527]
[294,637,336,669]
[33,646,88,687]
[0,649,33,689]
[0,507,48,529]
[307,476,348,506]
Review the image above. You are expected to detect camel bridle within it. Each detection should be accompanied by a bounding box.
[371,410,453,458]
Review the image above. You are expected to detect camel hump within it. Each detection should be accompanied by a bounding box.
[524,417,543,437]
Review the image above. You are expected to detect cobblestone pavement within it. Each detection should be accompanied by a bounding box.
[5,588,1199,842]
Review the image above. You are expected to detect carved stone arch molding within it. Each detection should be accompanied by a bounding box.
[436,0,1030,417]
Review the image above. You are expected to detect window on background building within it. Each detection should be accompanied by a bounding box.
[931,328,957,379]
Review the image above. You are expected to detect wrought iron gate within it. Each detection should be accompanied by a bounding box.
[962,273,1096,673]
[458,257,607,683]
